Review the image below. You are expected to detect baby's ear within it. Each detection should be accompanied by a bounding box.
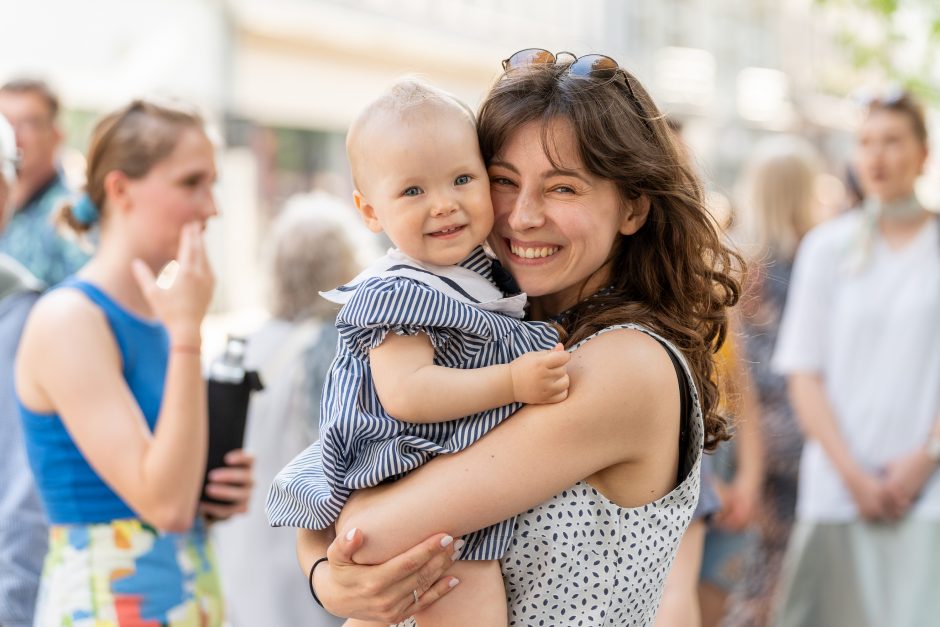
[353,190,383,234]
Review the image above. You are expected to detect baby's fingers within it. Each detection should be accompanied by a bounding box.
[552,373,570,391]
[540,349,571,368]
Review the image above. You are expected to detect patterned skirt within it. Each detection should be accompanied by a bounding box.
[33,518,223,627]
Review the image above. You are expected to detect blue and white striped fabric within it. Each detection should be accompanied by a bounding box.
[266,247,559,560]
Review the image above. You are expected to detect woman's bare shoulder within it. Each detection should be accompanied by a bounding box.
[569,327,677,392]
[566,327,680,449]
[18,288,117,396]
[23,288,107,340]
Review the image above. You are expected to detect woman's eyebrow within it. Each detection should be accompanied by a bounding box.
[488,160,518,173]
[490,161,590,184]
[177,167,215,181]
[545,168,590,183]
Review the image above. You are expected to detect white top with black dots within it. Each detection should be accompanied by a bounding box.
[401,323,703,626]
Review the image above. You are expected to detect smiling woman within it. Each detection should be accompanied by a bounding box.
[283,55,740,627]
[485,117,637,317]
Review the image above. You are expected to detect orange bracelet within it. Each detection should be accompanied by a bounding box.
[171,344,202,356]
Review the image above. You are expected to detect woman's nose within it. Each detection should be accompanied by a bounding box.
[204,188,220,219]
[507,191,544,231]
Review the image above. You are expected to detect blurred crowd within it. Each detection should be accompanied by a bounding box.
[1,70,938,627]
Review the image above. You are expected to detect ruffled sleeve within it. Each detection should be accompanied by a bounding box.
[335,277,488,359]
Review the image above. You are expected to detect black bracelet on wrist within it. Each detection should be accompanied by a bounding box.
[308,556,329,608]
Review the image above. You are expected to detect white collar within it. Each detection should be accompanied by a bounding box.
[321,247,528,318]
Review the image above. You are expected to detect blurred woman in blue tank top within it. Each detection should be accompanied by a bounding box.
[15,99,253,626]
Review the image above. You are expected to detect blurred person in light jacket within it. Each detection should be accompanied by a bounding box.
[213,192,371,627]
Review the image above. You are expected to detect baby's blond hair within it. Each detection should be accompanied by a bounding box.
[346,78,476,190]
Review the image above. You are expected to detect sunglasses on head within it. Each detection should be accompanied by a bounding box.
[854,86,910,109]
[501,48,637,99]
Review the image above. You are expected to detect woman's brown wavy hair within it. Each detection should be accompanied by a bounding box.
[478,61,742,450]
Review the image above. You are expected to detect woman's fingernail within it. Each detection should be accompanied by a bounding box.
[345,528,357,541]
[449,578,460,588]
[450,539,466,560]
[440,535,454,548]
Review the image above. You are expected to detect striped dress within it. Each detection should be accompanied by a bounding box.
[266,247,559,560]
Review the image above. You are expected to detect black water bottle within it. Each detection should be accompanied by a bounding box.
[201,335,263,505]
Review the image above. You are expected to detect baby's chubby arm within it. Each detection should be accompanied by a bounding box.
[369,333,570,423]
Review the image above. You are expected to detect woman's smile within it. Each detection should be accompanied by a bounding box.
[507,239,561,261]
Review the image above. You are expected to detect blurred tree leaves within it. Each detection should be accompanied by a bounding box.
[816,0,940,104]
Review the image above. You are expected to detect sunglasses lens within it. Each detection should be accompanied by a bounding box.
[882,86,906,106]
[570,55,619,79]
[504,48,555,71]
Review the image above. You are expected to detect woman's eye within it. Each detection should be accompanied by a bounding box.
[403,186,423,196]
[553,185,575,194]
[455,174,472,186]
[490,176,513,186]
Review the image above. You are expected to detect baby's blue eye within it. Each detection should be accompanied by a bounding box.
[455,174,471,186]
[403,186,422,196]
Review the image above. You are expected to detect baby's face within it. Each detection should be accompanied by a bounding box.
[354,106,494,266]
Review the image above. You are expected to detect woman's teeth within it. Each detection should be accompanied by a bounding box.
[510,243,559,259]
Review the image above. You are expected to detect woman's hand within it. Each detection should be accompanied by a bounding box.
[845,467,894,522]
[713,472,761,532]
[883,446,936,518]
[310,528,462,623]
[200,449,254,521]
[132,221,214,344]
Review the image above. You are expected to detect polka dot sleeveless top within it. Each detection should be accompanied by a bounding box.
[402,324,703,626]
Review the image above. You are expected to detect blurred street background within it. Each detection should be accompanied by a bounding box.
[4,2,940,626]
[2,0,938,348]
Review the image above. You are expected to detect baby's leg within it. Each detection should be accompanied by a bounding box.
[412,559,507,627]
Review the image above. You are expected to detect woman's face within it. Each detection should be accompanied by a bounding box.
[125,128,218,264]
[855,109,927,203]
[487,118,643,317]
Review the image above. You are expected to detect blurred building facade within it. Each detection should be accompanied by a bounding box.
[0,0,916,313]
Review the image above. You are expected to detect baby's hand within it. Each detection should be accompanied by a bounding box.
[509,343,570,404]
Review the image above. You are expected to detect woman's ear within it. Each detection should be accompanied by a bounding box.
[353,190,384,234]
[619,194,651,236]
[102,170,131,215]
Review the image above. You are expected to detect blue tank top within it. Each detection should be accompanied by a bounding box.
[19,278,170,524]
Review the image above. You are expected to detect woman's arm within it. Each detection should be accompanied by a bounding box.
[340,328,681,564]
[370,333,569,422]
[16,224,214,532]
[882,409,940,516]
[299,526,462,623]
[788,372,893,521]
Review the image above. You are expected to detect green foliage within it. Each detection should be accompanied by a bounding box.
[815,0,940,105]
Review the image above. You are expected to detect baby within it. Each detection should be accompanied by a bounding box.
[267,79,569,627]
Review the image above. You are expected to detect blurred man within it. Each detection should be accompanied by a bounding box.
[0,111,46,627]
[0,79,89,285]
